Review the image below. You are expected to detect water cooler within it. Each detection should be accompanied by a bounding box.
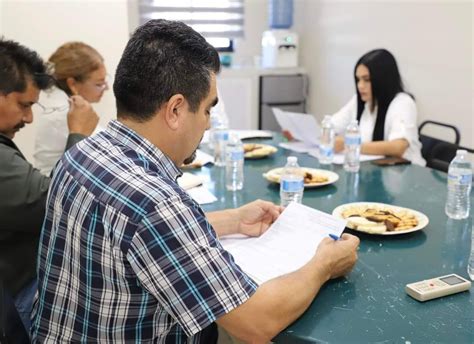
[262,0,299,68]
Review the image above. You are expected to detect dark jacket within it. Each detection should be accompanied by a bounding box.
[0,133,84,296]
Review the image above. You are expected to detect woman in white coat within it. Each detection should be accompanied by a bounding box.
[34,42,108,175]
[332,49,425,166]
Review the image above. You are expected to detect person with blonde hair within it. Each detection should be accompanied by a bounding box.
[34,42,108,175]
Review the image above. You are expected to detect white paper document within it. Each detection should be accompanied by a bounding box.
[307,151,384,165]
[194,149,214,165]
[186,186,217,205]
[177,172,205,190]
[234,130,273,140]
[221,202,347,285]
[279,141,318,153]
[273,108,320,146]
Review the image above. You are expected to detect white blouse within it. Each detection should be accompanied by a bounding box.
[331,93,426,166]
[34,87,103,175]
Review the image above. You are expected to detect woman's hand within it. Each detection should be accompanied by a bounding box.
[282,130,294,141]
[334,135,345,153]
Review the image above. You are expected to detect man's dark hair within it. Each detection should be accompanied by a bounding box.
[0,38,53,94]
[114,19,221,121]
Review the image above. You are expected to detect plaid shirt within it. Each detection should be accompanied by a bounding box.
[31,120,257,343]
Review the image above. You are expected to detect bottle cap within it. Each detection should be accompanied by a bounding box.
[287,156,297,163]
[457,149,467,155]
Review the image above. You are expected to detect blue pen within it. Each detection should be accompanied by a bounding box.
[329,233,340,240]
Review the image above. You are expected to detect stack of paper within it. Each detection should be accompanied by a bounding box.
[307,151,384,164]
[177,172,205,190]
[177,173,217,205]
[220,202,346,284]
[273,108,320,153]
[234,130,273,140]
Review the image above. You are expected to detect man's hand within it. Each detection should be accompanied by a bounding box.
[236,200,283,237]
[67,95,99,136]
[334,135,345,153]
[313,233,359,280]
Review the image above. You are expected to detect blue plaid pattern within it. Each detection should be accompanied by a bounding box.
[31,120,257,342]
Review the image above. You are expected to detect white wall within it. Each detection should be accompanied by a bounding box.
[0,0,130,162]
[298,0,473,148]
[2,0,472,159]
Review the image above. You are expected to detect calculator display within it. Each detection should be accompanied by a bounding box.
[439,275,465,285]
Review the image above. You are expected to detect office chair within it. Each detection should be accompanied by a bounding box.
[0,280,30,344]
[418,120,461,171]
[430,142,474,173]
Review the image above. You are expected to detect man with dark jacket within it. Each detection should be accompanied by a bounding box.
[0,38,99,332]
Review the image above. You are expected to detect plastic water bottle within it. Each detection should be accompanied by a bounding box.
[225,133,244,191]
[280,156,304,207]
[319,115,334,165]
[269,0,293,29]
[445,150,472,219]
[468,228,474,280]
[211,114,229,167]
[344,119,361,172]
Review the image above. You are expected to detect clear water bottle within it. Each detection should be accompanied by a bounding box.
[344,119,361,172]
[319,115,334,165]
[211,113,229,167]
[269,0,293,29]
[445,150,472,219]
[468,227,474,280]
[280,156,304,207]
[208,112,220,150]
[225,132,244,191]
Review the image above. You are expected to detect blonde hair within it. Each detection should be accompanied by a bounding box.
[49,42,103,95]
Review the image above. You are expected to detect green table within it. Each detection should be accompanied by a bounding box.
[197,136,473,343]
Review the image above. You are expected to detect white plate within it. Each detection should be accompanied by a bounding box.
[243,143,278,159]
[263,167,339,188]
[332,202,429,235]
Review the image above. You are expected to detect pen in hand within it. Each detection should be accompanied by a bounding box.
[329,233,340,241]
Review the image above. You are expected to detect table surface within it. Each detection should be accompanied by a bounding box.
[196,136,473,344]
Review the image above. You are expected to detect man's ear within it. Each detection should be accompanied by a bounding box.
[164,94,186,130]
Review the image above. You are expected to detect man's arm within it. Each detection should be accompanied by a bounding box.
[0,146,50,233]
[216,234,359,343]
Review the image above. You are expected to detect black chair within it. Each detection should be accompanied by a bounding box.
[0,280,30,344]
[418,120,461,171]
[430,142,474,173]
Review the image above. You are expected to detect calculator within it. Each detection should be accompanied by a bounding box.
[405,273,471,302]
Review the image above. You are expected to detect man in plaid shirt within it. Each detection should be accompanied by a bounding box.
[32,20,359,343]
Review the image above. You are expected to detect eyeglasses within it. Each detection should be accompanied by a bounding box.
[89,74,111,92]
[33,102,69,115]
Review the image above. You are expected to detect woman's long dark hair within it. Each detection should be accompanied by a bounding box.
[355,49,411,141]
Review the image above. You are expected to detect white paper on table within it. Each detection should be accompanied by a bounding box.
[272,108,320,146]
[186,186,217,205]
[234,130,273,140]
[194,149,214,165]
[308,151,384,165]
[221,202,347,285]
[177,172,205,190]
[279,141,317,153]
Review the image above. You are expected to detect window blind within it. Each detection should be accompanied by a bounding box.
[139,0,245,40]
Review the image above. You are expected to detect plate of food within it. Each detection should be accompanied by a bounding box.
[243,143,278,159]
[263,167,339,188]
[332,202,429,235]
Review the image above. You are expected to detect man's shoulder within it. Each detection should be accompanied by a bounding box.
[62,134,186,214]
[0,135,24,161]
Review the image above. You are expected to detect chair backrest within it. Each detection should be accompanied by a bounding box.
[429,142,474,173]
[418,120,461,170]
